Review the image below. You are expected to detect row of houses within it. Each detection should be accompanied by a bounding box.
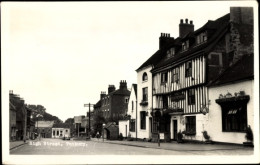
[118,7,254,144]
[9,90,35,141]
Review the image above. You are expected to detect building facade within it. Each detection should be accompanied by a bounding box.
[35,121,54,138]
[146,7,253,143]
[52,123,71,138]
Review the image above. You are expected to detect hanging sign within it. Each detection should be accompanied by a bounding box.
[200,105,209,115]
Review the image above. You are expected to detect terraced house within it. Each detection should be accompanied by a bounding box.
[147,7,253,143]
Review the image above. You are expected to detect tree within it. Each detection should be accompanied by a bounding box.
[92,112,106,136]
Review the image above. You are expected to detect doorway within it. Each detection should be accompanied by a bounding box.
[173,120,177,141]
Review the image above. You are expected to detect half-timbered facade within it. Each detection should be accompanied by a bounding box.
[150,7,253,142]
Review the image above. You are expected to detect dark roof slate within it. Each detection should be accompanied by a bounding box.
[152,14,230,72]
[133,84,137,97]
[208,54,254,86]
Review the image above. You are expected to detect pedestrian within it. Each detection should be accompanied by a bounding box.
[96,132,100,140]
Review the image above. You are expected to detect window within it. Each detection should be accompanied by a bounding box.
[182,40,189,51]
[142,72,148,81]
[196,32,207,45]
[163,95,168,109]
[161,72,168,84]
[53,130,55,136]
[57,130,59,136]
[222,105,247,132]
[132,101,134,112]
[130,119,136,132]
[125,97,129,103]
[208,53,222,66]
[172,68,179,83]
[142,87,148,102]
[186,116,196,134]
[140,111,146,129]
[167,48,175,58]
[185,61,192,77]
[188,89,195,105]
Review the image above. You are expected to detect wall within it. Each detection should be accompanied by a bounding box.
[137,66,153,139]
[118,120,129,138]
[208,80,254,144]
[127,85,137,138]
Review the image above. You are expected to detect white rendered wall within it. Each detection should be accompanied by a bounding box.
[127,85,137,138]
[137,66,153,139]
[208,80,254,144]
[118,120,129,138]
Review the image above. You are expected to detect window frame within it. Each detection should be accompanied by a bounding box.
[161,72,168,84]
[185,61,192,77]
[185,116,196,135]
[142,72,148,82]
[188,88,195,105]
[142,87,148,102]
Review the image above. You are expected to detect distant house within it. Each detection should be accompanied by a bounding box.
[52,123,71,138]
[35,121,54,138]
[94,80,130,124]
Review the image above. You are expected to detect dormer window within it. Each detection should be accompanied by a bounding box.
[167,48,175,58]
[182,41,189,51]
[196,32,207,45]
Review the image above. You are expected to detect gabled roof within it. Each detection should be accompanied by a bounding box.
[207,54,254,86]
[136,37,180,72]
[94,100,101,108]
[133,84,137,97]
[152,13,230,72]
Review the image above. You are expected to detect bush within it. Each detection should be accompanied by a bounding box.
[245,125,253,141]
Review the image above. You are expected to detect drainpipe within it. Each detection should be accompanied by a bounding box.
[136,100,137,141]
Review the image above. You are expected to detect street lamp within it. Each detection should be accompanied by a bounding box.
[102,123,106,142]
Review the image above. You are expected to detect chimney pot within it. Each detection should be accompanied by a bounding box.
[180,19,183,24]
[185,18,188,23]
[190,20,193,24]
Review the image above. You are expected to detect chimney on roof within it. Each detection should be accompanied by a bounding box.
[119,80,127,90]
[179,18,194,38]
[159,33,174,49]
[108,85,116,94]
[100,91,106,99]
[230,7,253,25]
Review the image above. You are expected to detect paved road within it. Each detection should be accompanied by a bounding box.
[10,138,253,155]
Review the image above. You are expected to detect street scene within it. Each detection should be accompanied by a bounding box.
[2,1,258,165]
[10,138,253,155]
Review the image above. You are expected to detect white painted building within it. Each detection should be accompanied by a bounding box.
[52,127,70,138]
[119,84,137,138]
[207,54,254,144]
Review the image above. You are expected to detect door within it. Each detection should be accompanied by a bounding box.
[173,120,177,141]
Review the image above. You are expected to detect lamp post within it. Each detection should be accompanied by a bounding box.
[102,123,106,142]
[84,103,95,138]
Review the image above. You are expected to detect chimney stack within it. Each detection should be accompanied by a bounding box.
[119,80,127,90]
[159,33,174,49]
[179,18,194,38]
[108,85,116,94]
[100,91,106,99]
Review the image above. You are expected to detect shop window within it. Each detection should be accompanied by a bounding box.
[188,89,195,105]
[185,61,192,77]
[222,105,247,132]
[130,119,136,132]
[186,116,196,135]
[140,111,146,129]
[142,72,148,81]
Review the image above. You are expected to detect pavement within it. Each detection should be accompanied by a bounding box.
[90,138,253,152]
[9,140,28,150]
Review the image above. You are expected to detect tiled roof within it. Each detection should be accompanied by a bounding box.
[94,100,101,108]
[136,38,181,71]
[36,121,54,128]
[152,14,230,72]
[207,54,254,86]
[53,123,70,128]
[109,88,130,96]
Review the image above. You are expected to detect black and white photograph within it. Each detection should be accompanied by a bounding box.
[1,1,259,164]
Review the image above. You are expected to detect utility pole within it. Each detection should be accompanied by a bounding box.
[84,103,95,138]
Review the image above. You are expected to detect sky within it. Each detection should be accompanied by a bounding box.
[2,1,257,122]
